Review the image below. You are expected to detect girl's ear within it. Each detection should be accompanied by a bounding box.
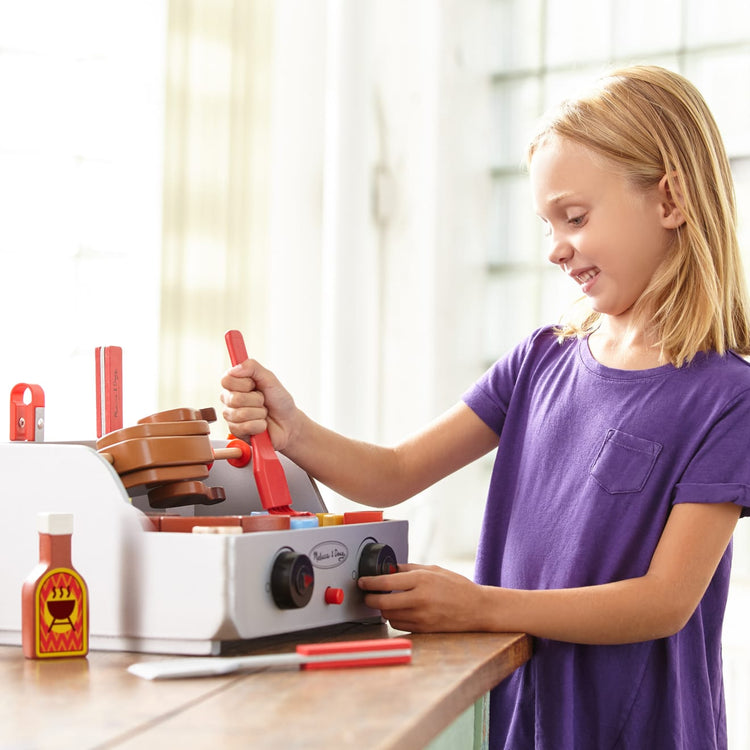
[658,173,686,229]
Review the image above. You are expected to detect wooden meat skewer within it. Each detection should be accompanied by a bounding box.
[95,409,251,473]
[98,444,247,467]
[94,409,251,508]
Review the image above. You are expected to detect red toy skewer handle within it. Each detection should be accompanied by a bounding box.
[224,330,300,514]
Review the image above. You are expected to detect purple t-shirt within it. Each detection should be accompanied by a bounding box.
[462,326,750,749]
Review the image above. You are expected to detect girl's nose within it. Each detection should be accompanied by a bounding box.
[547,232,574,267]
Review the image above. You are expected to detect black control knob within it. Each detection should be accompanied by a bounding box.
[358,542,398,578]
[270,550,315,609]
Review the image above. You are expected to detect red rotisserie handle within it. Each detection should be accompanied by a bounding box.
[224,330,301,514]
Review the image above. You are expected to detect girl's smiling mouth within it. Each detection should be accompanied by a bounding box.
[571,267,600,293]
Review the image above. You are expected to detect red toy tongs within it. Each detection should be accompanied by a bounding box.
[224,330,311,516]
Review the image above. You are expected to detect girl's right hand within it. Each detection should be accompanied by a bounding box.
[219,359,298,451]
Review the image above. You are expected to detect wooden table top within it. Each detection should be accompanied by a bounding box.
[0,625,531,750]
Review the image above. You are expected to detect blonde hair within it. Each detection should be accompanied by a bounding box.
[528,65,750,366]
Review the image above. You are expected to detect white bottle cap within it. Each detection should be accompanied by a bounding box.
[37,513,74,535]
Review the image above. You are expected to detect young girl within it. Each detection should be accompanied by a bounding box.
[221,66,750,749]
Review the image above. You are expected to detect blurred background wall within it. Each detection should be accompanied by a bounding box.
[2,0,750,740]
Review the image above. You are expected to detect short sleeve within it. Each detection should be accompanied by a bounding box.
[673,388,750,517]
[461,328,554,434]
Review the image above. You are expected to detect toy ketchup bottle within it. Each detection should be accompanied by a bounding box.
[22,513,88,659]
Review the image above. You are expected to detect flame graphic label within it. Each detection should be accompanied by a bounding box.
[32,568,88,657]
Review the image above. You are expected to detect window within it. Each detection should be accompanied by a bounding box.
[486,0,750,365]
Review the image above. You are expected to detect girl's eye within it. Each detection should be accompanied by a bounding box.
[568,214,586,227]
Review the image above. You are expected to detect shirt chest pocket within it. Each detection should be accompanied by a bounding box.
[590,429,663,495]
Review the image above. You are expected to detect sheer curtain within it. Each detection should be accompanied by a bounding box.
[158,0,274,427]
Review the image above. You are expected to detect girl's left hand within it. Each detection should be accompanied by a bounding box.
[358,563,486,632]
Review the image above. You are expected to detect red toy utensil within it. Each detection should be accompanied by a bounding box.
[9,383,45,442]
[95,346,123,438]
[127,637,412,679]
[224,329,310,516]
